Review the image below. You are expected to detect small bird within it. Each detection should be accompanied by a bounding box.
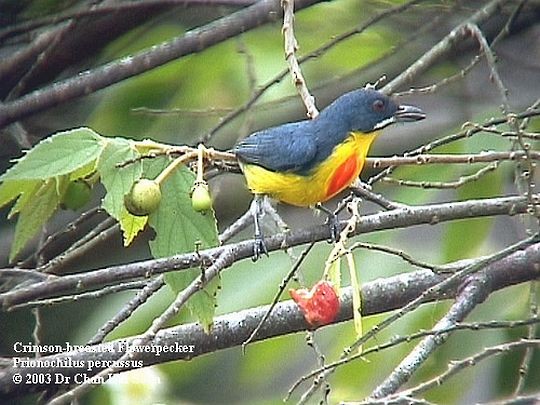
[233,87,425,255]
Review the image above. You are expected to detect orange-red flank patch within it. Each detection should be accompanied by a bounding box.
[326,154,359,198]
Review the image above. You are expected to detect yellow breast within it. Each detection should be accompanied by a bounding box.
[240,131,378,207]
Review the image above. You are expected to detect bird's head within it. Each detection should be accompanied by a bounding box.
[319,88,425,133]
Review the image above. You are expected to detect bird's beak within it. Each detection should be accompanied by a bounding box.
[393,104,426,123]
[373,104,425,130]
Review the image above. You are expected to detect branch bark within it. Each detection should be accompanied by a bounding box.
[0,0,322,130]
[369,273,490,399]
[0,194,532,309]
[1,242,538,399]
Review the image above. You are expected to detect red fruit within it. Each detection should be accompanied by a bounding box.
[289,280,340,327]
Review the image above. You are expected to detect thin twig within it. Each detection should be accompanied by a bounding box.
[383,0,513,94]
[369,273,490,399]
[348,242,448,272]
[39,219,118,274]
[400,339,540,398]
[512,282,538,395]
[19,207,103,267]
[47,248,236,405]
[463,23,509,111]
[219,209,254,244]
[288,316,540,397]
[382,163,498,189]
[0,0,257,42]
[367,151,540,170]
[367,108,540,186]
[3,244,539,399]
[396,0,526,98]
[348,234,538,354]
[0,194,534,310]
[87,277,166,345]
[289,234,539,399]
[304,330,331,405]
[281,0,318,118]
[242,242,315,349]
[9,280,154,311]
[201,0,426,142]
[0,0,323,130]
[349,182,407,210]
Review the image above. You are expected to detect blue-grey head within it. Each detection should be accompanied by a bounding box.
[317,88,425,134]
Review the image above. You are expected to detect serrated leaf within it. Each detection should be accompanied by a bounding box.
[163,269,220,331]
[97,137,143,225]
[0,179,37,210]
[148,163,218,254]
[10,177,67,262]
[0,180,22,209]
[7,181,41,219]
[147,159,219,332]
[120,208,148,246]
[1,128,104,181]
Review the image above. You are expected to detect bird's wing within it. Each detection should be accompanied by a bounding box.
[233,122,318,172]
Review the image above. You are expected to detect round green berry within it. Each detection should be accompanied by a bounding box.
[191,182,212,213]
[125,179,162,216]
[61,180,91,211]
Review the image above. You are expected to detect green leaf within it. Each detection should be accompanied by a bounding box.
[162,269,220,331]
[147,159,219,332]
[5,180,41,219]
[97,138,144,244]
[120,209,148,246]
[1,128,104,181]
[0,180,22,209]
[0,179,37,210]
[147,161,218,254]
[10,177,67,262]
[97,138,146,245]
[69,159,97,181]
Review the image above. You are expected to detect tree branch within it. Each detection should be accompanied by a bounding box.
[0,194,533,309]
[366,151,540,169]
[0,0,258,43]
[369,273,491,399]
[0,0,323,130]
[382,0,513,94]
[1,242,538,399]
[282,0,318,118]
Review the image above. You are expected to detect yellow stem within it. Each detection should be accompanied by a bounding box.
[154,151,197,186]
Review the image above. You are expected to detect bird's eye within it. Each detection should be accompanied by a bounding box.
[372,99,385,112]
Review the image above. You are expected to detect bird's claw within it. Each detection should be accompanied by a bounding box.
[252,232,269,261]
[316,203,341,243]
[325,212,341,243]
[250,195,271,261]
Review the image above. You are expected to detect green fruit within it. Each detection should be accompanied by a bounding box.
[61,181,91,211]
[191,182,212,213]
[125,179,162,216]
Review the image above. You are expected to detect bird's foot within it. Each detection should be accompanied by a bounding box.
[250,195,270,261]
[252,231,269,262]
[316,203,341,243]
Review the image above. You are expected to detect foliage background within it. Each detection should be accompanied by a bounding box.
[0,0,539,404]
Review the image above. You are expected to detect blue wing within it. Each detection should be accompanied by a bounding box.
[233,121,318,172]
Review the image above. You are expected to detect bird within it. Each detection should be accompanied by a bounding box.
[233,87,425,257]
